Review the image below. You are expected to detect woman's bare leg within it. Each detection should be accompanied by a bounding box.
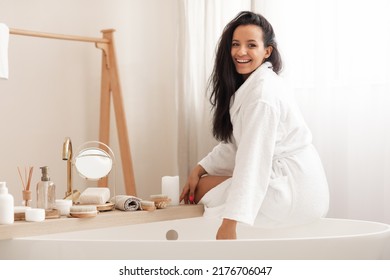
[194,175,231,203]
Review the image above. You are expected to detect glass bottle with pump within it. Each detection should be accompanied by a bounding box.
[36,166,56,210]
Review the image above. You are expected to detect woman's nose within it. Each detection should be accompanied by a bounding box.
[237,46,247,56]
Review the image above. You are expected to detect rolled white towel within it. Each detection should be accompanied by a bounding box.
[79,187,110,205]
[0,23,9,79]
[110,195,141,211]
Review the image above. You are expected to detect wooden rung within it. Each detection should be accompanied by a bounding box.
[10,28,109,44]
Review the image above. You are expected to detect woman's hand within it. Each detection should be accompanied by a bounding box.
[216,219,237,240]
[179,165,207,204]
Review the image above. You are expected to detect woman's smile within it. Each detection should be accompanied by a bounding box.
[236,59,251,63]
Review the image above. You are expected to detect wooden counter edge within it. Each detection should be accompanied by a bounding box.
[0,204,204,240]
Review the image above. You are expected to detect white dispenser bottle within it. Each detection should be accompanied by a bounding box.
[36,166,56,210]
[0,181,14,225]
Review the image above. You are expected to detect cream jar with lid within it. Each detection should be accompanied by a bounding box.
[55,199,72,216]
[25,208,45,222]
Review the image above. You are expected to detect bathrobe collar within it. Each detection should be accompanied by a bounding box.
[230,61,273,116]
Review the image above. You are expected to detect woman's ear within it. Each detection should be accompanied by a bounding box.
[265,46,273,59]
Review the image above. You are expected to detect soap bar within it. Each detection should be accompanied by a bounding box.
[79,187,110,205]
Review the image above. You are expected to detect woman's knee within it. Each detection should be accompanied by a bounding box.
[195,175,231,203]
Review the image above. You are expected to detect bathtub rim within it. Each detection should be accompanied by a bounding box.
[15,217,390,242]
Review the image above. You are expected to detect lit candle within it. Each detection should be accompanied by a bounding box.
[161,175,180,206]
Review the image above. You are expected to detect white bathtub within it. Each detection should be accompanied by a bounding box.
[1,217,390,260]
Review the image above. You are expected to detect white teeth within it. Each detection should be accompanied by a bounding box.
[237,59,250,63]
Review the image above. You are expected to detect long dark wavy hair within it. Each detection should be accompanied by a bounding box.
[209,11,282,143]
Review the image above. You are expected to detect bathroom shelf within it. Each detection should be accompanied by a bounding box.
[0,204,204,240]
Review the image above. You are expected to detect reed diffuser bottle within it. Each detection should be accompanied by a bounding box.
[18,166,33,207]
[36,166,56,210]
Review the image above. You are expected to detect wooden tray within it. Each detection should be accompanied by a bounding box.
[45,209,61,219]
[96,202,115,212]
[69,211,98,218]
[14,209,61,220]
[14,212,25,221]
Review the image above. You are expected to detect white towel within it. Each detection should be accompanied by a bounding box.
[110,195,141,211]
[0,23,9,80]
[79,187,110,205]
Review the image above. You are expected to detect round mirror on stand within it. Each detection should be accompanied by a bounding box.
[73,141,116,211]
[75,148,113,180]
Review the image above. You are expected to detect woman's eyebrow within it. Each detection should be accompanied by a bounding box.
[232,39,259,43]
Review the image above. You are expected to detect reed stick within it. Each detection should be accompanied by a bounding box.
[26,167,33,191]
[17,167,26,190]
[18,166,34,206]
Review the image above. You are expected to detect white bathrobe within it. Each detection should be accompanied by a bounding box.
[199,62,329,228]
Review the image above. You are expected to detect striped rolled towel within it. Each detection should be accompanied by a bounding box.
[110,195,141,211]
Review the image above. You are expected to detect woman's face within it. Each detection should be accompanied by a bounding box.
[231,24,272,80]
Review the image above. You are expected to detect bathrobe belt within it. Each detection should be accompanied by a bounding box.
[271,146,310,178]
[272,145,311,162]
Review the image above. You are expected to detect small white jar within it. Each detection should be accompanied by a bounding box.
[55,199,72,216]
[25,208,45,222]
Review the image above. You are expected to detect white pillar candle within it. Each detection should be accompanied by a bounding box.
[161,175,180,206]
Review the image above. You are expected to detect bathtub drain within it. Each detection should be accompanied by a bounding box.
[166,229,178,240]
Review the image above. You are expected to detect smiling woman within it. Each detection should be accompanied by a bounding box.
[177,0,390,227]
[180,11,329,240]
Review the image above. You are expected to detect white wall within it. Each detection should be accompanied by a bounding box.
[0,0,178,203]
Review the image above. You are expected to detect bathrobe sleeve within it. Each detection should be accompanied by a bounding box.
[222,100,279,225]
[198,142,236,176]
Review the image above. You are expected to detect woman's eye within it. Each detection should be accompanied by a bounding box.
[232,42,239,47]
[248,44,257,48]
